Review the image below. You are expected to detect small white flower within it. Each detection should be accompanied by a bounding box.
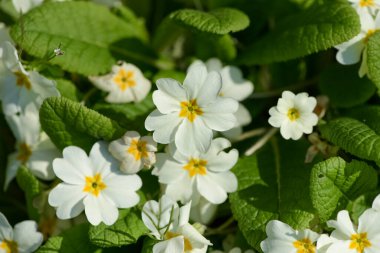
[268,91,318,140]
[0,42,60,115]
[349,0,380,15]
[90,62,151,103]
[211,247,255,253]
[260,220,320,253]
[0,212,43,253]
[145,64,238,155]
[11,0,43,13]
[48,141,142,226]
[335,12,380,77]
[325,209,380,253]
[190,197,218,225]
[109,131,157,174]
[189,59,254,140]
[153,138,238,205]
[142,195,212,253]
[4,105,60,189]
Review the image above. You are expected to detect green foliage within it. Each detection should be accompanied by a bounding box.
[319,64,376,108]
[229,138,316,250]
[37,224,100,253]
[40,97,125,152]
[16,166,41,220]
[310,157,377,222]
[195,34,237,61]
[347,106,380,134]
[169,8,250,35]
[367,32,380,91]
[56,79,82,102]
[89,208,148,248]
[141,237,156,253]
[10,2,148,76]
[239,1,360,64]
[319,117,380,164]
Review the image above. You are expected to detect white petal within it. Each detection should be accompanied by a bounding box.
[336,40,365,65]
[62,146,93,175]
[179,223,212,248]
[372,194,380,211]
[153,90,182,114]
[207,171,237,193]
[155,154,186,184]
[48,184,86,219]
[4,153,20,190]
[13,221,43,253]
[190,198,217,225]
[358,209,380,239]
[165,176,194,203]
[317,234,336,253]
[84,194,119,226]
[29,71,60,99]
[153,237,184,253]
[327,210,356,240]
[196,175,227,204]
[53,159,86,185]
[183,64,208,99]
[205,58,223,71]
[220,66,254,101]
[0,213,13,241]
[202,98,238,131]
[325,240,354,253]
[207,149,238,172]
[145,110,182,144]
[156,78,187,102]
[196,71,222,105]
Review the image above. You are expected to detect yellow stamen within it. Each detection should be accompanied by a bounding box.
[14,71,31,90]
[83,173,107,197]
[179,99,203,122]
[360,0,374,7]
[127,139,148,161]
[16,143,32,163]
[0,240,18,253]
[293,238,316,253]
[113,69,136,91]
[183,158,207,177]
[287,108,300,121]
[350,233,371,253]
[364,29,377,43]
[165,231,193,251]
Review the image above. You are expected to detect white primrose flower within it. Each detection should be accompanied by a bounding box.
[0,42,60,115]
[153,138,238,205]
[211,247,255,253]
[11,0,43,13]
[268,91,318,140]
[4,104,60,189]
[142,195,212,253]
[188,59,254,140]
[90,61,151,103]
[0,212,43,253]
[325,210,380,253]
[349,0,380,15]
[109,131,157,174]
[190,197,218,225]
[145,64,238,155]
[335,11,380,77]
[260,220,320,253]
[48,141,142,226]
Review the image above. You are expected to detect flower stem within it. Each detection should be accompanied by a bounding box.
[245,128,278,156]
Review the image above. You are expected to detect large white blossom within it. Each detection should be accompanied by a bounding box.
[188,59,254,140]
[142,195,211,253]
[261,220,320,253]
[90,61,151,103]
[48,141,142,225]
[153,138,238,205]
[0,212,43,253]
[325,210,380,253]
[145,64,238,155]
[335,11,380,77]
[4,104,60,189]
[0,42,60,115]
[268,91,318,140]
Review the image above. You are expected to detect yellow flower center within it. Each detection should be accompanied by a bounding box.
[113,69,136,91]
[350,233,371,253]
[127,139,148,161]
[287,108,300,121]
[165,231,193,252]
[0,240,18,253]
[293,238,316,253]
[16,143,32,163]
[179,99,203,122]
[183,158,207,177]
[83,173,107,197]
[14,71,31,90]
[360,0,374,7]
[364,29,377,43]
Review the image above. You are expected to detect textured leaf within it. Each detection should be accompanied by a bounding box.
[347,106,380,134]
[89,208,148,248]
[16,166,41,220]
[10,2,150,75]
[169,8,249,35]
[229,138,316,250]
[319,64,376,108]
[56,79,82,102]
[141,237,156,253]
[195,33,237,61]
[319,117,380,164]
[238,1,360,64]
[37,224,99,253]
[310,157,377,222]
[40,97,125,152]
[366,32,380,91]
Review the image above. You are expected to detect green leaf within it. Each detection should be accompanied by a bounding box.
[141,237,157,253]
[195,34,237,61]
[16,166,41,220]
[366,31,380,91]
[89,208,148,248]
[10,2,149,76]
[310,157,377,222]
[37,224,100,253]
[40,97,125,152]
[238,1,360,64]
[347,106,380,134]
[56,79,82,102]
[319,64,376,108]
[229,138,317,250]
[319,117,380,164]
[169,8,250,35]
